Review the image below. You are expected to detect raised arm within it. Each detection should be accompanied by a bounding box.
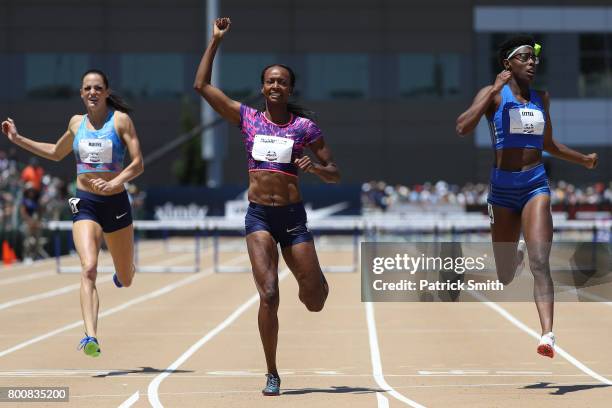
[193,17,241,125]
[456,70,511,136]
[541,91,598,169]
[1,116,79,162]
[89,111,144,194]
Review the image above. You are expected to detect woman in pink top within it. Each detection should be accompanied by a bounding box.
[194,17,340,396]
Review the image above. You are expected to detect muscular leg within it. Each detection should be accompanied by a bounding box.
[73,220,103,337]
[247,231,280,376]
[104,224,135,287]
[521,194,554,334]
[490,205,523,285]
[281,240,328,312]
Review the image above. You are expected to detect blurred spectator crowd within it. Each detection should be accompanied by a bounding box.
[362,180,612,212]
[0,149,69,263]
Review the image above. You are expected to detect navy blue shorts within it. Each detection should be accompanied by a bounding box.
[69,189,133,233]
[487,163,551,213]
[245,202,313,248]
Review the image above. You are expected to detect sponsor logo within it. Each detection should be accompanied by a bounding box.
[68,198,80,214]
[523,123,535,134]
[521,111,534,117]
[116,212,128,219]
[265,151,278,161]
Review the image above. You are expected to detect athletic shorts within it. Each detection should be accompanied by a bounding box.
[245,202,313,248]
[69,189,133,233]
[487,163,550,213]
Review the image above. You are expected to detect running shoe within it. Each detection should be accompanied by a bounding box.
[537,332,555,358]
[112,273,123,288]
[262,373,281,396]
[78,335,101,357]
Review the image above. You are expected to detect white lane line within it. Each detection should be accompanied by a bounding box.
[117,391,139,408]
[0,271,55,286]
[68,380,610,398]
[365,302,426,408]
[0,276,113,311]
[146,269,291,408]
[471,291,612,386]
[0,256,248,359]
[376,393,390,408]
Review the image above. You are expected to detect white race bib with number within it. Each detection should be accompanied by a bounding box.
[78,139,112,164]
[251,134,294,163]
[509,108,545,135]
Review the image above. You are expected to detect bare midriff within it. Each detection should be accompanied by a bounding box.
[77,172,125,195]
[495,148,542,171]
[248,171,302,206]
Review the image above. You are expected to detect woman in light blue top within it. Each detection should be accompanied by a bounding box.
[456,35,598,359]
[2,69,144,357]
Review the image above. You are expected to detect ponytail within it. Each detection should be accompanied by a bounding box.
[107,92,133,114]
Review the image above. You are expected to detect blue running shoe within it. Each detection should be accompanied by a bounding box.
[78,335,100,357]
[262,373,281,396]
[112,273,123,288]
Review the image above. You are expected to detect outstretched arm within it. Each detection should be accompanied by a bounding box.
[456,70,511,136]
[1,116,79,162]
[541,91,598,169]
[296,138,340,183]
[193,17,241,125]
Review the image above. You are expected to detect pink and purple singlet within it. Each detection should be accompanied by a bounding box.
[239,104,323,177]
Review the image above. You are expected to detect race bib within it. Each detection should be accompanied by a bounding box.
[251,134,294,163]
[79,139,113,164]
[509,108,545,135]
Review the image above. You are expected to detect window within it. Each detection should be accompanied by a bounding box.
[25,53,89,99]
[579,34,611,97]
[307,54,369,100]
[399,54,461,98]
[120,54,184,99]
[220,54,278,99]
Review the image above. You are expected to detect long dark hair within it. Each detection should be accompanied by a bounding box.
[81,69,133,113]
[260,64,315,120]
[497,35,536,69]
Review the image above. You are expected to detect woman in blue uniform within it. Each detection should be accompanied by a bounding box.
[2,69,144,357]
[456,35,598,358]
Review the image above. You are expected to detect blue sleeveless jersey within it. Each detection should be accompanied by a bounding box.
[488,85,546,150]
[73,110,125,174]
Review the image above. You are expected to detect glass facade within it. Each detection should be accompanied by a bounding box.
[120,53,184,99]
[398,53,461,98]
[307,54,369,100]
[25,53,89,99]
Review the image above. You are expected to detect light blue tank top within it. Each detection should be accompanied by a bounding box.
[488,85,546,151]
[73,110,125,174]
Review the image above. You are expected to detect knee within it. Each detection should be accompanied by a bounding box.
[259,285,279,308]
[118,265,134,287]
[304,298,326,312]
[528,254,549,275]
[81,263,97,282]
[498,274,514,286]
[302,285,328,312]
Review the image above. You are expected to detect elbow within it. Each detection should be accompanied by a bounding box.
[137,161,145,176]
[328,171,341,184]
[193,84,203,95]
[193,82,209,96]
